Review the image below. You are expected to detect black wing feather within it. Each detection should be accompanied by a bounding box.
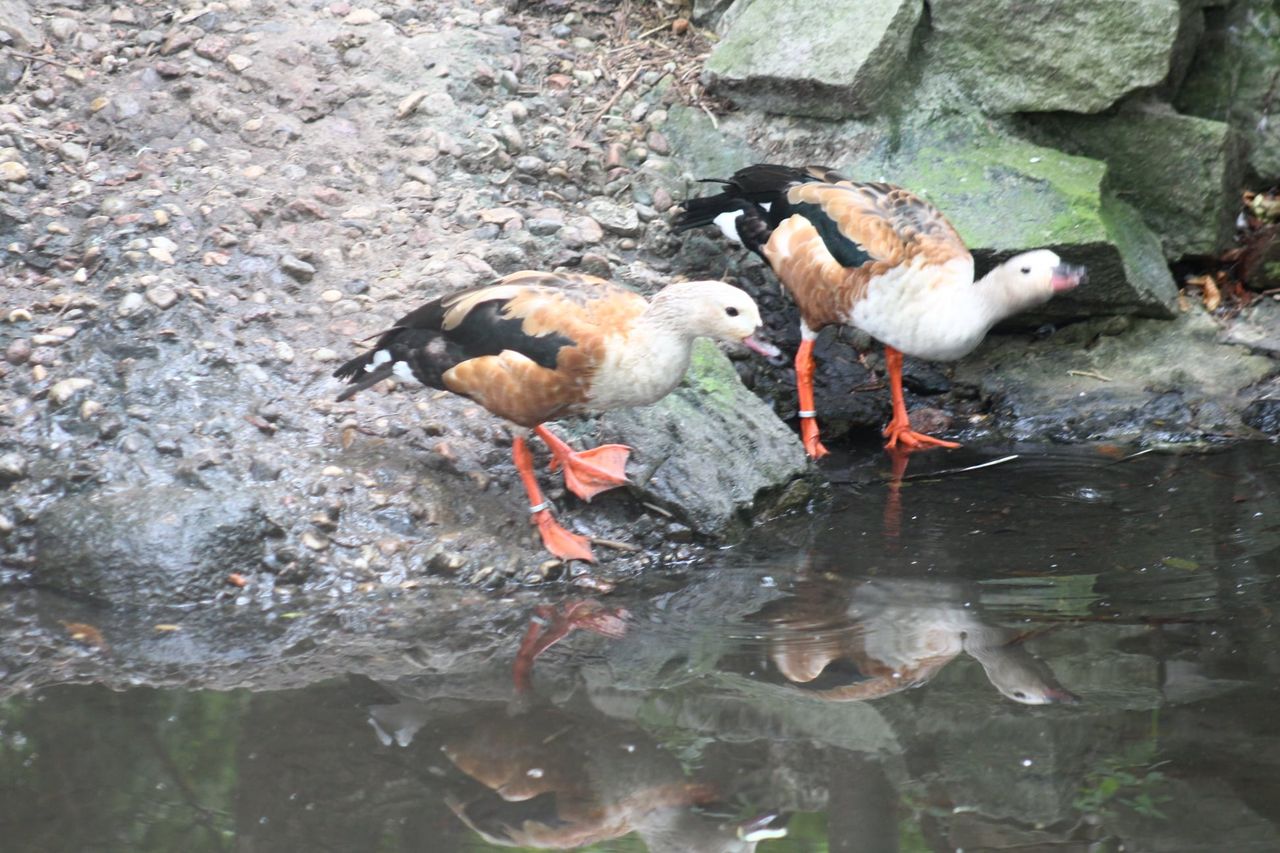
[332,290,574,401]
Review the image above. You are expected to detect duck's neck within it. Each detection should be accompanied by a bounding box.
[973,266,1042,326]
[590,308,696,410]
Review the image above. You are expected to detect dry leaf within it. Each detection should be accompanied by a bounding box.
[341,425,358,450]
[227,573,248,587]
[1185,274,1222,312]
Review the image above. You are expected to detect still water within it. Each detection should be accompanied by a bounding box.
[3,444,1279,852]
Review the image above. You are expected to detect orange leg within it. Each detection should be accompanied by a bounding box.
[535,425,631,502]
[512,600,629,693]
[881,346,960,451]
[512,435,595,562]
[794,338,829,459]
[882,446,910,545]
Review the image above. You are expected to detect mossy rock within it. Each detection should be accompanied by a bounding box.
[1024,106,1243,259]
[599,340,809,536]
[705,0,923,119]
[929,0,1183,114]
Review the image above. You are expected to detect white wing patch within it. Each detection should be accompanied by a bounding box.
[365,349,391,372]
[712,210,744,243]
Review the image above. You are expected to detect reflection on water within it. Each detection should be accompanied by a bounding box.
[3,445,1280,851]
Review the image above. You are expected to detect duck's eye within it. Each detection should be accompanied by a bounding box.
[725,306,740,317]
[1020,266,1031,275]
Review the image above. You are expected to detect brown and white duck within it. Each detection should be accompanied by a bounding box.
[334,270,778,563]
[675,164,1086,457]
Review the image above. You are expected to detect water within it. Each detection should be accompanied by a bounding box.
[3,444,1280,852]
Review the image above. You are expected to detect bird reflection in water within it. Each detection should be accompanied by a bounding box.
[437,704,786,851]
[730,576,1080,705]
[366,601,786,851]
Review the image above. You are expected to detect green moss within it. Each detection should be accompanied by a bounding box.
[875,130,1108,249]
[684,339,742,402]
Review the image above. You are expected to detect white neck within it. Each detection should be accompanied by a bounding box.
[588,309,696,411]
[974,265,1047,326]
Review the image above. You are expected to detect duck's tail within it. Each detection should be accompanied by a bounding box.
[671,163,848,257]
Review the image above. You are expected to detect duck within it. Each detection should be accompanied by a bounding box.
[674,164,1086,457]
[333,270,778,564]
[726,577,1079,705]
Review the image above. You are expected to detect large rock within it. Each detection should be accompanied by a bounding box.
[34,486,277,603]
[1026,104,1244,259]
[954,312,1276,443]
[704,0,922,119]
[1175,0,1280,181]
[929,0,1183,114]
[599,340,809,535]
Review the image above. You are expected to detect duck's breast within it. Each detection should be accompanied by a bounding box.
[848,256,990,361]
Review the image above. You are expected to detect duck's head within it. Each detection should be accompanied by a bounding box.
[983,249,1086,316]
[654,280,781,358]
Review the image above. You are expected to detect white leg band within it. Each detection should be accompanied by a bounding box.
[797,410,817,418]
[528,501,550,514]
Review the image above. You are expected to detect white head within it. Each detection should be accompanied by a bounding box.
[650,280,780,358]
[970,639,1081,705]
[981,249,1086,319]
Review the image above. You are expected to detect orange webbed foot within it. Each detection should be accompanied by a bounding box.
[532,510,596,563]
[548,444,632,501]
[800,419,830,459]
[882,425,961,451]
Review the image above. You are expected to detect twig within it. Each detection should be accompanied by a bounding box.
[634,17,677,40]
[895,454,1021,482]
[698,102,719,130]
[590,537,642,552]
[1067,369,1113,382]
[3,49,77,69]
[641,501,673,518]
[583,65,643,131]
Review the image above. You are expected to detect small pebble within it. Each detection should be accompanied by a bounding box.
[146,284,178,309]
[0,453,27,483]
[5,338,31,364]
[48,377,94,405]
[0,162,29,183]
[118,292,146,316]
[281,255,316,282]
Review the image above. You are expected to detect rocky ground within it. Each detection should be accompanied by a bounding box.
[0,0,1278,648]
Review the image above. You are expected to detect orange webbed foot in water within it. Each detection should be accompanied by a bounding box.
[536,425,631,501]
[881,346,960,452]
[882,420,962,451]
[512,599,630,692]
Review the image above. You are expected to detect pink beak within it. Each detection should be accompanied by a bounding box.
[1051,263,1086,293]
[741,333,781,359]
